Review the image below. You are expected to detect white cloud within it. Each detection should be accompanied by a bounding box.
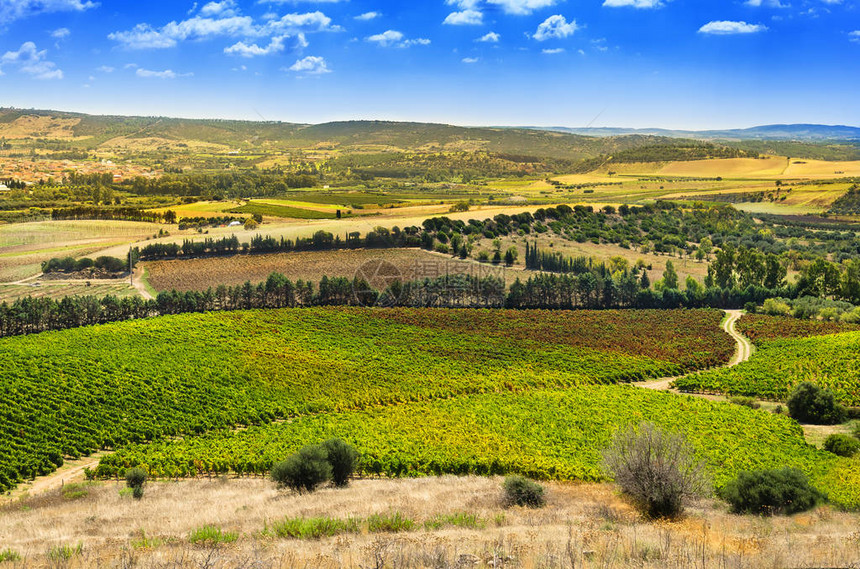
[0,0,97,27]
[51,27,71,39]
[224,34,306,57]
[744,0,788,7]
[109,4,337,50]
[533,15,578,41]
[199,0,238,17]
[355,11,380,21]
[288,55,330,74]
[0,42,63,79]
[542,47,564,53]
[444,9,483,25]
[850,30,860,42]
[366,29,430,48]
[462,56,479,63]
[699,20,767,34]
[447,0,481,8]
[477,31,500,42]
[486,0,558,15]
[96,65,114,72]
[603,0,665,7]
[136,68,192,79]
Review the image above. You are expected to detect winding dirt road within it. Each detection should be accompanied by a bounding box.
[636,309,753,391]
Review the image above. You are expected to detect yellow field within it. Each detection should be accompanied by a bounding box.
[784,159,860,178]
[148,200,248,217]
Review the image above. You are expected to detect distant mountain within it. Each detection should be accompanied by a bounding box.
[2,108,858,162]
[529,124,860,142]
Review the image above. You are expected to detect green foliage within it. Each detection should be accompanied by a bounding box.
[320,438,359,487]
[188,525,238,545]
[230,202,336,220]
[675,328,860,407]
[788,382,846,425]
[828,184,860,215]
[271,445,332,493]
[125,467,148,489]
[46,544,82,562]
[823,434,860,457]
[0,308,728,493]
[0,549,21,563]
[367,512,415,533]
[264,517,361,539]
[130,530,163,550]
[720,468,824,516]
[502,476,546,508]
[423,512,485,530]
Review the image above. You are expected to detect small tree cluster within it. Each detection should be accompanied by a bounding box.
[787,382,846,425]
[823,434,860,457]
[603,422,708,519]
[271,438,360,493]
[720,468,823,515]
[125,467,147,500]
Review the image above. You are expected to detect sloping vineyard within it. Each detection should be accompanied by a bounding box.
[95,385,860,509]
[0,308,731,492]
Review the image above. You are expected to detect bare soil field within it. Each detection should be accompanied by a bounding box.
[1,476,858,569]
[143,248,522,292]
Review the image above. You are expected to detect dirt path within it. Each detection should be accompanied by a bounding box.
[635,309,752,392]
[132,265,155,300]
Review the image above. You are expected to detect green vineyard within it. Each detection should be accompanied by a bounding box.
[0,308,732,492]
[96,385,860,509]
[676,318,860,406]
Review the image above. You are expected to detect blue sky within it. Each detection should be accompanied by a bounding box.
[0,0,857,129]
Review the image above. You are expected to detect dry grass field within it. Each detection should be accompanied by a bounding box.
[1,476,858,569]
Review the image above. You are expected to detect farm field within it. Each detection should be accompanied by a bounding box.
[0,307,733,494]
[674,316,860,406]
[142,248,522,292]
[0,220,163,282]
[95,384,860,508]
[0,281,137,303]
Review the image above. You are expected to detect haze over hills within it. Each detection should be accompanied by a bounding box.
[531,124,860,142]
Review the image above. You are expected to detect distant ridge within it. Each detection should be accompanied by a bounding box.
[524,124,860,142]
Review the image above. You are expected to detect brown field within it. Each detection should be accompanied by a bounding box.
[143,248,522,292]
[1,476,858,568]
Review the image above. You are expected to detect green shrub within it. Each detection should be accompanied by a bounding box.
[502,476,546,508]
[271,444,332,493]
[47,544,82,561]
[125,467,147,500]
[188,525,238,545]
[266,517,360,539]
[720,468,824,515]
[320,438,360,487]
[367,512,415,533]
[423,512,485,530]
[602,422,708,519]
[0,549,21,562]
[730,396,761,410]
[787,382,846,425]
[823,434,860,457]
